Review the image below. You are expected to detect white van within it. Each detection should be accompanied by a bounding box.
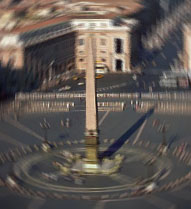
[95,64,108,74]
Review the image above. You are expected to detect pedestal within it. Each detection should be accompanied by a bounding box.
[85,134,99,167]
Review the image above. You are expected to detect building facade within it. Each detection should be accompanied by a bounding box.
[73,19,132,73]
[0,17,135,75]
[0,0,142,92]
[24,31,76,81]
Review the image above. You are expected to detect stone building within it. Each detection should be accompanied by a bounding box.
[0,0,143,90]
[0,15,137,75]
[73,18,135,73]
[0,16,76,83]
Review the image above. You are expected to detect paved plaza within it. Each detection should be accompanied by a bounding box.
[0,97,191,209]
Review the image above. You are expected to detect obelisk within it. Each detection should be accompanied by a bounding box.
[85,34,99,168]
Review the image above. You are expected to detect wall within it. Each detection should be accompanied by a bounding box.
[24,31,76,79]
[75,30,131,73]
[0,46,24,70]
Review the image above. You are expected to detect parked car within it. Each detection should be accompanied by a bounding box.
[58,85,71,91]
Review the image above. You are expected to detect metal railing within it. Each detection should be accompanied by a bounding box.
[15,92,191,101]
[136,100,191,114]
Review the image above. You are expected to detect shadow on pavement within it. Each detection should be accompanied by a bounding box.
[59,133,69,139]
[99,107,155,159]
[167,134,179,149]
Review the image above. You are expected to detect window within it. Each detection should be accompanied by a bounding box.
[79,58,84,62]
[102,58,106,62]
[78,23,85,28]
[100,23,107,27]
[89,23,96,28]
[100,38,106,46]
[100,51,106,53]
[114,38,123,54]
[78,39,84,46]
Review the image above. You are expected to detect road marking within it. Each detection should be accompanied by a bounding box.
[133,119,147,144]
[0,131,25,146]
[27,199,46,209]
[161,53,166,59]
[5,118,44,141]
[99,111,110,126]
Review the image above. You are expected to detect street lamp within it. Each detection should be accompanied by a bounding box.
[149,85,153,93]
[46,60,55,91]
[143,81,146,90]
[40,118,51,143]
[49,60,55,81]
[60,118,70,128]
[14,101,24,121]
[61,119,64,127]
[66,118,70,128]
[153,119,170,151]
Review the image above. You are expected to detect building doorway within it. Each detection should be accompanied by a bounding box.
[115,59,123,71]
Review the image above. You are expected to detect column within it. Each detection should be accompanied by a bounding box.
[85,34,99,165]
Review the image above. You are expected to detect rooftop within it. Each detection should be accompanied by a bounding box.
[0,0,143,35]
[70,0,142,7]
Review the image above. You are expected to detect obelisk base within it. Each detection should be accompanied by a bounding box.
[85,136,99,161]
[70,153,124,175]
